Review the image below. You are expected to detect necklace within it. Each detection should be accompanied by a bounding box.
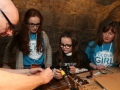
[102,43,112,52]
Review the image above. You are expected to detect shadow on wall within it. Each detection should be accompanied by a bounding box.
[95,0,117,6]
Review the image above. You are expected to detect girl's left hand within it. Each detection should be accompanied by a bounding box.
[69,66,76,74]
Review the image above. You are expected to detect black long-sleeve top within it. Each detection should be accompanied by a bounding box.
[51,50,91,70]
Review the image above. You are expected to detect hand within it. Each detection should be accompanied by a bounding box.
[54,69,62,79]
[96,65,106,70]
[39,68,53,84]
[69,66,76,74]
[29,68,44,75]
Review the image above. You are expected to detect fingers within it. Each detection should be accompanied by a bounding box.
[38,68,44,71]
[40,68,53,84]
[54,69,62,79]
[30,68,44,75]
[54,66,77,79]
[97,65,106,70]
[69,66,76,74]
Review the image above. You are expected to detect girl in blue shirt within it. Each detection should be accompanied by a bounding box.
[85,21,120,70]
[3,8,52,69]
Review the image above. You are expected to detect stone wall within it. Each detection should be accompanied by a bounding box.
[0,0,120,67]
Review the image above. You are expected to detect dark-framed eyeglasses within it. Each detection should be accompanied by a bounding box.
[27,22,40,27]
[60,43,72,49]
[0,9,15,30]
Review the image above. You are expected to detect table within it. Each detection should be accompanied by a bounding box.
[77,67,120,90]
[43,67,120,90]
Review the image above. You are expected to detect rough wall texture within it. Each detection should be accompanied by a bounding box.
[0,0,120,67]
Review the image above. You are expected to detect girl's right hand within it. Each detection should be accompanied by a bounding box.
[54,69,62,79]
[96,65,106,70]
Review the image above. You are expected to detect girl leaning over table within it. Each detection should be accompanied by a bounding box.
[3,8,52,69]
[51,30,91,79]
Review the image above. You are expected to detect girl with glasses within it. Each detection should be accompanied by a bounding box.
[85,21,120,70]
[51,30,91,79]
[3,8,52,69]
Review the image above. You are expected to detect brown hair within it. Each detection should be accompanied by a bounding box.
[15,8,44,55]
[56,30,83,68]
[92,21,120,63]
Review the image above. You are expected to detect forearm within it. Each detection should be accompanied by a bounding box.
[0,70,44,90]
[89,63,97,69]
[0,68,29,75]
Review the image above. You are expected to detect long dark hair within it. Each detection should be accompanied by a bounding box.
[56,30,83,68]
[92,21,120,63]
[15,8,44,55]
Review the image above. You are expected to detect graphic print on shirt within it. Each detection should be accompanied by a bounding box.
[28,39,43,60]
[63,63,76,66]
[94,50,113,67]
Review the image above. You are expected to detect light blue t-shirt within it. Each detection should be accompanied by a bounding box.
[23,33,44,66]
[85,41,115,67]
